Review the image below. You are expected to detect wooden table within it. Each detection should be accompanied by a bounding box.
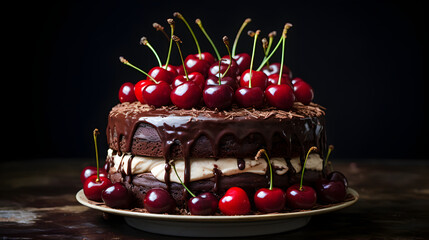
[1,159,428,239]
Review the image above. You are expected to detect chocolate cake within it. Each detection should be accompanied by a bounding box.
[105,101,327,207]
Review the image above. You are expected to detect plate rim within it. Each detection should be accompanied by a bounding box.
[76,188,358,222]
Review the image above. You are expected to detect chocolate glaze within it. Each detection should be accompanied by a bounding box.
[106,102,327,196]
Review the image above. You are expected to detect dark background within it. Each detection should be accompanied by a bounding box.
[7,0,428,161]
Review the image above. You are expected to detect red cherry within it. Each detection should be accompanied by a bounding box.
[118,82,137,103]
[267,74,292,87]
[261,63,292,79]
[254,187,286,213]
[147,66,174,85]
[170,81,202,109]
[235,87,265,108]
[101,182,133,209]
[162,64,178,79]
[206,76,239,91]
[315,179,347,204]
[196,52,216,65]
[264,84,295,110]
[223,53,251,74]
[285,183,317,209]
[327,171,349,188]
[208,58,239,78]
[219,187,250,215]
[134,80,153,103]
[172,72,205,89]
[80,166,108,185]
[239,70,268,90]
[291,77,303,85]
[188,192,218,215]
[203,85,234,110]
[293,80,314,105]
[184,54,211,77]
[142,81,172,107]
[144,188,176,213]
[83,175,112,202]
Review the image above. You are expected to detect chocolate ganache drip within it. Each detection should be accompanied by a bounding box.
[106,102,327,192]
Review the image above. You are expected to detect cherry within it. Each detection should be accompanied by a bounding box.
[291,77,303,85]
[172,72,205,89]
[206,76,239,91]
[261,63,292,79]
[84,175,112,202]
[101,182,133,209]
[254,149,286,213]
[285,146,318,209]
[142,81,172,107]
[327,171,349,188]
[208,58,239,78]
[293,80,314,105]
[267,74,292,87]
[230,18,252,74]
[315,179,347,204]
[170,81,202,109]
[239,69,268,90]
[235,87,264,108]
[147,66,174,84]
[144,188,176,213]
[219,187,251,215]
[80,166,108,185]
[83,129,112,202]
[134,79,153,103]
[118,82,137,103]
[188,192,218,215]
[184,54,211,77]
[162,64,178,79]
[203,85,234,110]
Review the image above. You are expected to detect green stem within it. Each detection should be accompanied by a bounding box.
[173,36,189,81]
[119,57,159,84]
[277,37,285,85]
[324,145,334,169]
[171,161,196,198]
[174,12,201,59]
[232,18,251,57]
[248,30,260,88]
[256,36,282,71]
[300,146,318,191]
[260,149,273,190]
[93,129,100,182]
[141,37,162,67]
[196,19,221,60]
[220,36,232,81]
[165,19,175,69]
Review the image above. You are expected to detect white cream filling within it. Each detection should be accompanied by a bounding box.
[107,149,323,183]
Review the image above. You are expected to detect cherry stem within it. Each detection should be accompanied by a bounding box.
[172,35,189,81]
[248,30,260,88]
[170,160,196,198]
[277,37,286,85]
[174,12,202,59]
[263,31,276,67]
[256,149,273,190]
[165,19,175,69]
[141,37,162,67]
[232,18,251,57]
[256,23,292,71]
[300,146,318,191]
[324,145,335,170]
[220,36,232,82]
[196,19,221,60]
[119,57,160,84]
[152,22,170,42]
[93,129,100,182]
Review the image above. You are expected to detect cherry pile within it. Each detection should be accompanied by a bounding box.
[118,13,315,111]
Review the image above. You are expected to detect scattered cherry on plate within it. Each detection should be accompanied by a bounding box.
[219,187,251,215]
[144,188,176,213]
[101,182,133,209]
[80,166,108,185]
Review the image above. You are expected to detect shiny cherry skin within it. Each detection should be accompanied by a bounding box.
[264,84,295,110]
[101,182,133,209]
[194,52,216,65]
[134,80,153,103]
[170,81,202,109]
[291,77,303,85]
[172,72,205,89]
[223,53,251,74]
[239,70,268,90]
[118,82,137,103]
[315,179,347,204]
[162,64,178,79]
[206,76,239,91]
[327,171,348,188]
[208,58,239,78]
[80,166,108,185]
[235,87,264,108]
[219,187,250,215]
[83,175,113,202]
[142,81,172,107]
[188,192,218,215]
[261,63,292,78]
[267,74,292,87]
[254,188,286,213]
[184,54,211,77]
[293,80,314,105]
[286,183,317,209]
[203,85,234,110]
[148,66,174,85]
[144,188,176,213]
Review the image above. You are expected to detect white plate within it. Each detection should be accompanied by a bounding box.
[76,188,359,237]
